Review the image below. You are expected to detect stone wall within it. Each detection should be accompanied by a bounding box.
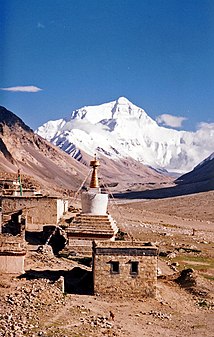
[0,235,26,274]
[0,255,25,274]
[1,196,67,231]
[92,241,158,298]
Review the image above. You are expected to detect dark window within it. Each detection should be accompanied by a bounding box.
[130,261,139,275]
[110,261,119,274]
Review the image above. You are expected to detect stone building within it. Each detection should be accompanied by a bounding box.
[0,235,26,274]
[1,196,68,231]
[92,241,158,298]
[66,156,118,255]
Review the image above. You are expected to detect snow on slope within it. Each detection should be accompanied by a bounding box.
[36,97,214,173]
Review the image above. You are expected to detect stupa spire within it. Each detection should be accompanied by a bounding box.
[89,154,100,188]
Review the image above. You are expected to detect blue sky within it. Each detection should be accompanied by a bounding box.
[0,0,214,131]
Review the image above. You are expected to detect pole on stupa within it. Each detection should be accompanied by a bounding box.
[17,169,23,196]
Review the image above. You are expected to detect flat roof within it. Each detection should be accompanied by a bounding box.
[93,240,157,248]
[1,195,66,200]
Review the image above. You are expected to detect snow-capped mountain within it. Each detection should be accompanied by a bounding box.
[36,97,214,173]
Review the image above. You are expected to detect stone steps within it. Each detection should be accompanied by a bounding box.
[69,214,118,233]
[76,213,109,218]
[75,217,110,222]
[66,212,118,256]
[71,223,114,229]
[74,220,112,225]
[67,228,115,234]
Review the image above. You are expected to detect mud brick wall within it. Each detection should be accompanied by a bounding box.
[93,243,158,298]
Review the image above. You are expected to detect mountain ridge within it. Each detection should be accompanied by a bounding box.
[36,97,214,174]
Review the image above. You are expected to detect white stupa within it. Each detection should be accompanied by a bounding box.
[66,155,118,256]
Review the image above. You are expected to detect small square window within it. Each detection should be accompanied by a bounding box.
[110,261,120,274]
[130,261,139,275]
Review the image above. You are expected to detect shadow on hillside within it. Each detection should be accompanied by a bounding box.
[19,267,93,295]
[113,180,214,200]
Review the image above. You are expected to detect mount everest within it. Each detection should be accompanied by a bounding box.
[36,97,214,173]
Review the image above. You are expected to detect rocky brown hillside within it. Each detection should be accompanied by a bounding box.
[0,106,88,194]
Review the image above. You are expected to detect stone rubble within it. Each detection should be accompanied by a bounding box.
[0,278,119,337]
[148,310,172,320]
[80,315,114,329]
[0,279,65,337]
[141,310,171,320]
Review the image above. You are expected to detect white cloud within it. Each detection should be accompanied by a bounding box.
[194,122,214,147]
[37,22,45,29]
[189,122,214,161]
[0,86,43,93]
[197,122,214,130]
[63,119,109,136]
[156,114,187,128]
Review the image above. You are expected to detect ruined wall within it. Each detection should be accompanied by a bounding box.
[1,196,67,231]
[93,241,158,298]
[0,235,26,274]
[0,255,25,274]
